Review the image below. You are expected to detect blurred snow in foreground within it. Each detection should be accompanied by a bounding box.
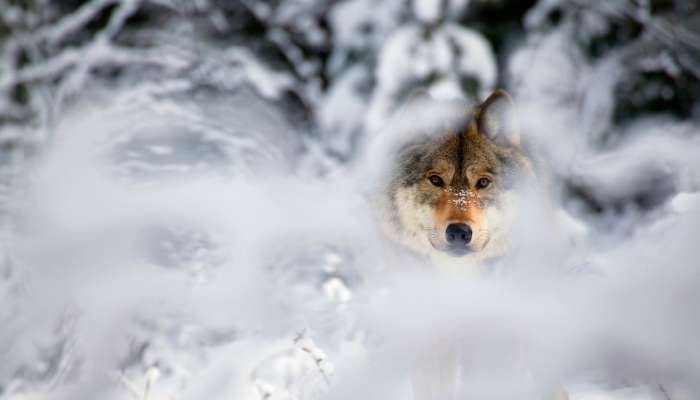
[1,88,698,400]
[0,0,699,399]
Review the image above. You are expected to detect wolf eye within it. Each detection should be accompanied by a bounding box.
[428,175,444,187]
[476,177,491,189]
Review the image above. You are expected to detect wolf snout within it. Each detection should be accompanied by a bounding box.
[445,223,472,246]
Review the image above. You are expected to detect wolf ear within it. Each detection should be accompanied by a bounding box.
[475,90,520,146]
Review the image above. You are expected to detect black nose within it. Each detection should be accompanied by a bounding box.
[446,223,472,245]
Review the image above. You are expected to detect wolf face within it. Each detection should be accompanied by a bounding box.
[381,90,535,264]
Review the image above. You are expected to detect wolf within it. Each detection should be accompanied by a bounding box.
[375,90,570,400]
[378,89,537,272]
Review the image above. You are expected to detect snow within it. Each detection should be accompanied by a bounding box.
[671,192,700,213]
[446,188,479,209]
[330,0,404,52]
[6,89,695,399]
[367,21,496,131]
[1,1,699,400]
[413,0,443,24]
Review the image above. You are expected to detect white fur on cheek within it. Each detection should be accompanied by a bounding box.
[394,186,436,255]
[482,190,519,257]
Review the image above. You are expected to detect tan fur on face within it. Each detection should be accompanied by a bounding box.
[432,187,487,251]
[387,185,512,261]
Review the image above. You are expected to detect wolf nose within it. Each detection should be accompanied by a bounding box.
[446,223,472,245]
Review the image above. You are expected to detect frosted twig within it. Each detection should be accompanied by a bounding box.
[103,0,142,40]
[658,384,673,400]
[119,374,143,400]
[567,0,700,79]
[53,0,142,114]
[42,0,119,46]
[293,330,333,386]
[119,367,160,400]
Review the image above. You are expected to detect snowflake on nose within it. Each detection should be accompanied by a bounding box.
[446,188,479,209]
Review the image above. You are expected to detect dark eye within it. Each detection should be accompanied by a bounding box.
[428,175,444,187]
[476,177,491,189]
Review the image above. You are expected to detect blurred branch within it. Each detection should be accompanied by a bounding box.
[0,0,156,133]
[119,367,161,400]
[658,384,673,400]
[53,0,143,113]
[568,0,700,79]
[40,0,120,46]
[239,0,336,95]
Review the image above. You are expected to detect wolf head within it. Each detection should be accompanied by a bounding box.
[380,90,535,264]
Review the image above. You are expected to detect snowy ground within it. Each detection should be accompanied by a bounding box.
[1,88,698,400]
